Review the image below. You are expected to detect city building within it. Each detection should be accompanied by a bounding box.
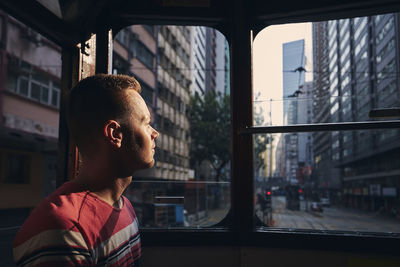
[113,25,194,226]
[312,14,400,212]
[191,26,230,96]
[311,20,340,202]
[215,30,230,95]
[279,39,307,184]
[282,39,305,122]
[0,11,61,226]
[191,26,207,95]
[296,81,313,185]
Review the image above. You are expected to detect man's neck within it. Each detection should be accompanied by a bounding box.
[73,164,132,208]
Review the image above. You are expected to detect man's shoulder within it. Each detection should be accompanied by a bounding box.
[13,187,93,267]
[38,182,91,219]
[13,182,91,246]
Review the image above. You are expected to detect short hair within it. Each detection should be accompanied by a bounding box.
[66,74,141,155]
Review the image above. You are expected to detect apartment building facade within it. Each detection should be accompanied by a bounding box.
[312,14,400,212]
[0,11,61,226]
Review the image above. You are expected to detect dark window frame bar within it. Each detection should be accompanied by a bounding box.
[241,120,400,134]
[140,229,400,255]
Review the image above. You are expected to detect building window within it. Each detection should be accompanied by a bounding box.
[340,45,350,63]
[374,14,385,25]
[115,29,128,46]
[376,38,395,64]
[112,53,130,74]
[2,151,30,184]
[378,81,396,107]
[330,102,339,114]
[139,80,154,105]
[340,60,350,77]
[131,40,155,69]
[354,17,367,41]
[51,85,60,108]
[376,16,394,45]
[18,76,29,96]
[143,25,154,36]
[355,34,367,57]
[7,73,61,108]
[342,75,350,87]
[377,59,395,84]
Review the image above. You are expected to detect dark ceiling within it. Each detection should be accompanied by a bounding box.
[1,0,400,46]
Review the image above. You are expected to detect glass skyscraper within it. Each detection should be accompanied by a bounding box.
[282,39,305,123]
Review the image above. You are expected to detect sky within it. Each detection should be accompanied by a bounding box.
[253,22,312,125]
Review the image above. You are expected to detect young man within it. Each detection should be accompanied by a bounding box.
[13,74,158,266]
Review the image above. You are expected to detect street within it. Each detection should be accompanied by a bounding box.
[271,196,400,232]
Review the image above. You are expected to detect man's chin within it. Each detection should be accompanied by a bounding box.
[147,160,155,168]
[132,160,155,173]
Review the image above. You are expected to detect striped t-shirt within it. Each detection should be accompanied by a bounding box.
[13,181,141,267]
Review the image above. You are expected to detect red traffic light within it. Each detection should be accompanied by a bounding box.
[298,189,303,194]
[266,191,271,196]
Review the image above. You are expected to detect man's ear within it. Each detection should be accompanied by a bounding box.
[104,120,123,148]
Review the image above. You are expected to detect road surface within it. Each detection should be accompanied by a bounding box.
[270,196,400,232]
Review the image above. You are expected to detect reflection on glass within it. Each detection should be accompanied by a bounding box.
[113,25,231,227]
[253,13,400,233]
[0,10,61,266]
[126,180,230,227]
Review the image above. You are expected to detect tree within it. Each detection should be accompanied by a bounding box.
[253,106,273,177]
[189,91,231,182]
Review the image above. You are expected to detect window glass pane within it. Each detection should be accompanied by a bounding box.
[0,9,61,265]
[30,82,41,101]
[253,14,400,233]
[113,25,231,228]
[135,40,154,69]
[51,88,59,107]
[253,14,399,127]
[253,130,400,232]
[41,86,49,104]
[6,72,17,92]
[18,77,29,96]
[138,79,153,104]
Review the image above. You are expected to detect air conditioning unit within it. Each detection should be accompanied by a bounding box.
[22,27,41,46]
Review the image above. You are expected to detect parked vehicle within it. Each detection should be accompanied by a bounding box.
[311,202,323,212]
[320,198,330,207]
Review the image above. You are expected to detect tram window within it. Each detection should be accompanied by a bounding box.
[113,25,231,228]
[253,14,400,233]
[0,9,61,230]
[254,129,400,232]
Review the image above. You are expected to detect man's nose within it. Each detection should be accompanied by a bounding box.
[152,129,159,139]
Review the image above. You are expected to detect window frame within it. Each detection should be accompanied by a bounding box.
[2,0,400,258]
[78,14,400,255]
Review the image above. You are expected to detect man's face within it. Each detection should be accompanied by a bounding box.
[121,89,158,172]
